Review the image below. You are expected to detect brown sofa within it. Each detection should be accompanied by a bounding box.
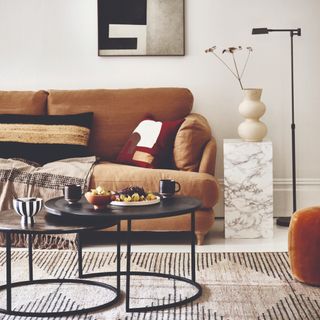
[0,88,219,244]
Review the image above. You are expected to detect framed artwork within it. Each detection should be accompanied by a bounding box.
[97,0,185,56]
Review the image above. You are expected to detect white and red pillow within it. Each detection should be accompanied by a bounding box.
[116,118,184,169]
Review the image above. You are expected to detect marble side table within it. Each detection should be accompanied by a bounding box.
[223,139,273,238]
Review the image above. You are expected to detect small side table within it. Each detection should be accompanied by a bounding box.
[223,139,273,238]
[0,210,119,317]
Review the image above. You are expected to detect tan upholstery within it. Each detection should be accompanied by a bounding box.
[90,162,219,209]
[173,113,212,172]
[199,137,217,175]
[90,161,219,245]
[0,90,48,115]
[2,87,219,244]
[288,207,320,286]
[47,88,193,161]
[105,209,215,245]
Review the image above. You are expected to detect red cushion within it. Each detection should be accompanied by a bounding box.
[116,118,184,169]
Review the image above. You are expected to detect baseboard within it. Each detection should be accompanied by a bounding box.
[214,178,320,218]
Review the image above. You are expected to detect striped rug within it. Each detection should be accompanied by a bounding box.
[0,251,319,320]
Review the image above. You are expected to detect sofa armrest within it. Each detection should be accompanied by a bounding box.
[198,137,217,175]
[173,113,212,172]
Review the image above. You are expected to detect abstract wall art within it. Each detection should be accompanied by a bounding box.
[97,0,185,56]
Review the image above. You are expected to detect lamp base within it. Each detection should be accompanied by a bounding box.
[276,217,291,227]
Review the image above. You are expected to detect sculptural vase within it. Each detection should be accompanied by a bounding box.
[238,88,267,142]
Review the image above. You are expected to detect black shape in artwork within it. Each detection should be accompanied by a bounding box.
[98,0,147,51]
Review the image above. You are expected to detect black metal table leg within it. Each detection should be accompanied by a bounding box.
[78,232,83,278]
[72,225,122,311]
[126,219,132,312]
[0,229,120,317]
[28,233,33,281]
[5,232,12,312]
[0,207,122,317]
[191,211,196,282]
[117,221,121,295]
[124,211,201,313]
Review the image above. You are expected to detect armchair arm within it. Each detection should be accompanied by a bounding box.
[173,113,212,172]
[198,137,217,175]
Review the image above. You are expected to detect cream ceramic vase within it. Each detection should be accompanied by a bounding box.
[238,88,267,142]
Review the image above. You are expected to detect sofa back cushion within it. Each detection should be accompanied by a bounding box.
[0,90,48,115]
[47,88,193,160]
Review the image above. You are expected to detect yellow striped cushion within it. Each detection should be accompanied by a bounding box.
[0,112,93,164]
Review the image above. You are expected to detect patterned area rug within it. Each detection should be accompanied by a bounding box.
[0,251,319,320]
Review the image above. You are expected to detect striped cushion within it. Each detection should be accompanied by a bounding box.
[0,112,93,164]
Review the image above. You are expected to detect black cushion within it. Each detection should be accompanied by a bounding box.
[0,112,93,164]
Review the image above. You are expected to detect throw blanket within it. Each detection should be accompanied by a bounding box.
[0,156,96,249]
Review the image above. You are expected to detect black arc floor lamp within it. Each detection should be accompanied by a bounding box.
[252,27,301,227]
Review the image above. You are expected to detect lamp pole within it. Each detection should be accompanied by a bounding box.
[252,28,301,226]
[290,30,297,214]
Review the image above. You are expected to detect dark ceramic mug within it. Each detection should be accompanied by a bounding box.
[64,184,82,204]
[159,179,181,198]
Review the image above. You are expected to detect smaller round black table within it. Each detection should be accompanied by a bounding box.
[45,195,202,313]
[0,210,119,318]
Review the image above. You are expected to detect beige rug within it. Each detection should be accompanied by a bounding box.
[0,251,319,320]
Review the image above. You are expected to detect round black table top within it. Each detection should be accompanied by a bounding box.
[0,210,117,234]
[45,195,202,221]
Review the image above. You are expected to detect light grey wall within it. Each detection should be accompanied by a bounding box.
[0,0,319,215]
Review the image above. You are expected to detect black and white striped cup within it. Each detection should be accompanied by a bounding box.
[13,197,43,226]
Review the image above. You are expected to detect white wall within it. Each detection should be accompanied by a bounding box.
[0,0,319,216]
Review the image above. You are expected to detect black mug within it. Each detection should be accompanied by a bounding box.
[159,179,181,198]
[64,184,82,204]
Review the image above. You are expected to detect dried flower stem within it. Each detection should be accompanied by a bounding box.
[205,46,253,90]
[210,51,238,78]
[231,53,243,90]
[240,49,252,78]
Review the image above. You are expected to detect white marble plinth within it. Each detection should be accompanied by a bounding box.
[224,139,273,238]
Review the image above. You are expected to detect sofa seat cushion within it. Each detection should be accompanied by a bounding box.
[104,208,215,241]
[90,162,219,209]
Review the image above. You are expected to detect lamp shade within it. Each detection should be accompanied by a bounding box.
[252,28,269,34]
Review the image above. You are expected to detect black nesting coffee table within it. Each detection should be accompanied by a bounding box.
[0,210,119,317]
[45,195,202,313]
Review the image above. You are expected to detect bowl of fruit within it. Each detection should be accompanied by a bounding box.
[111,186,159,206]
[85,186,113,210]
